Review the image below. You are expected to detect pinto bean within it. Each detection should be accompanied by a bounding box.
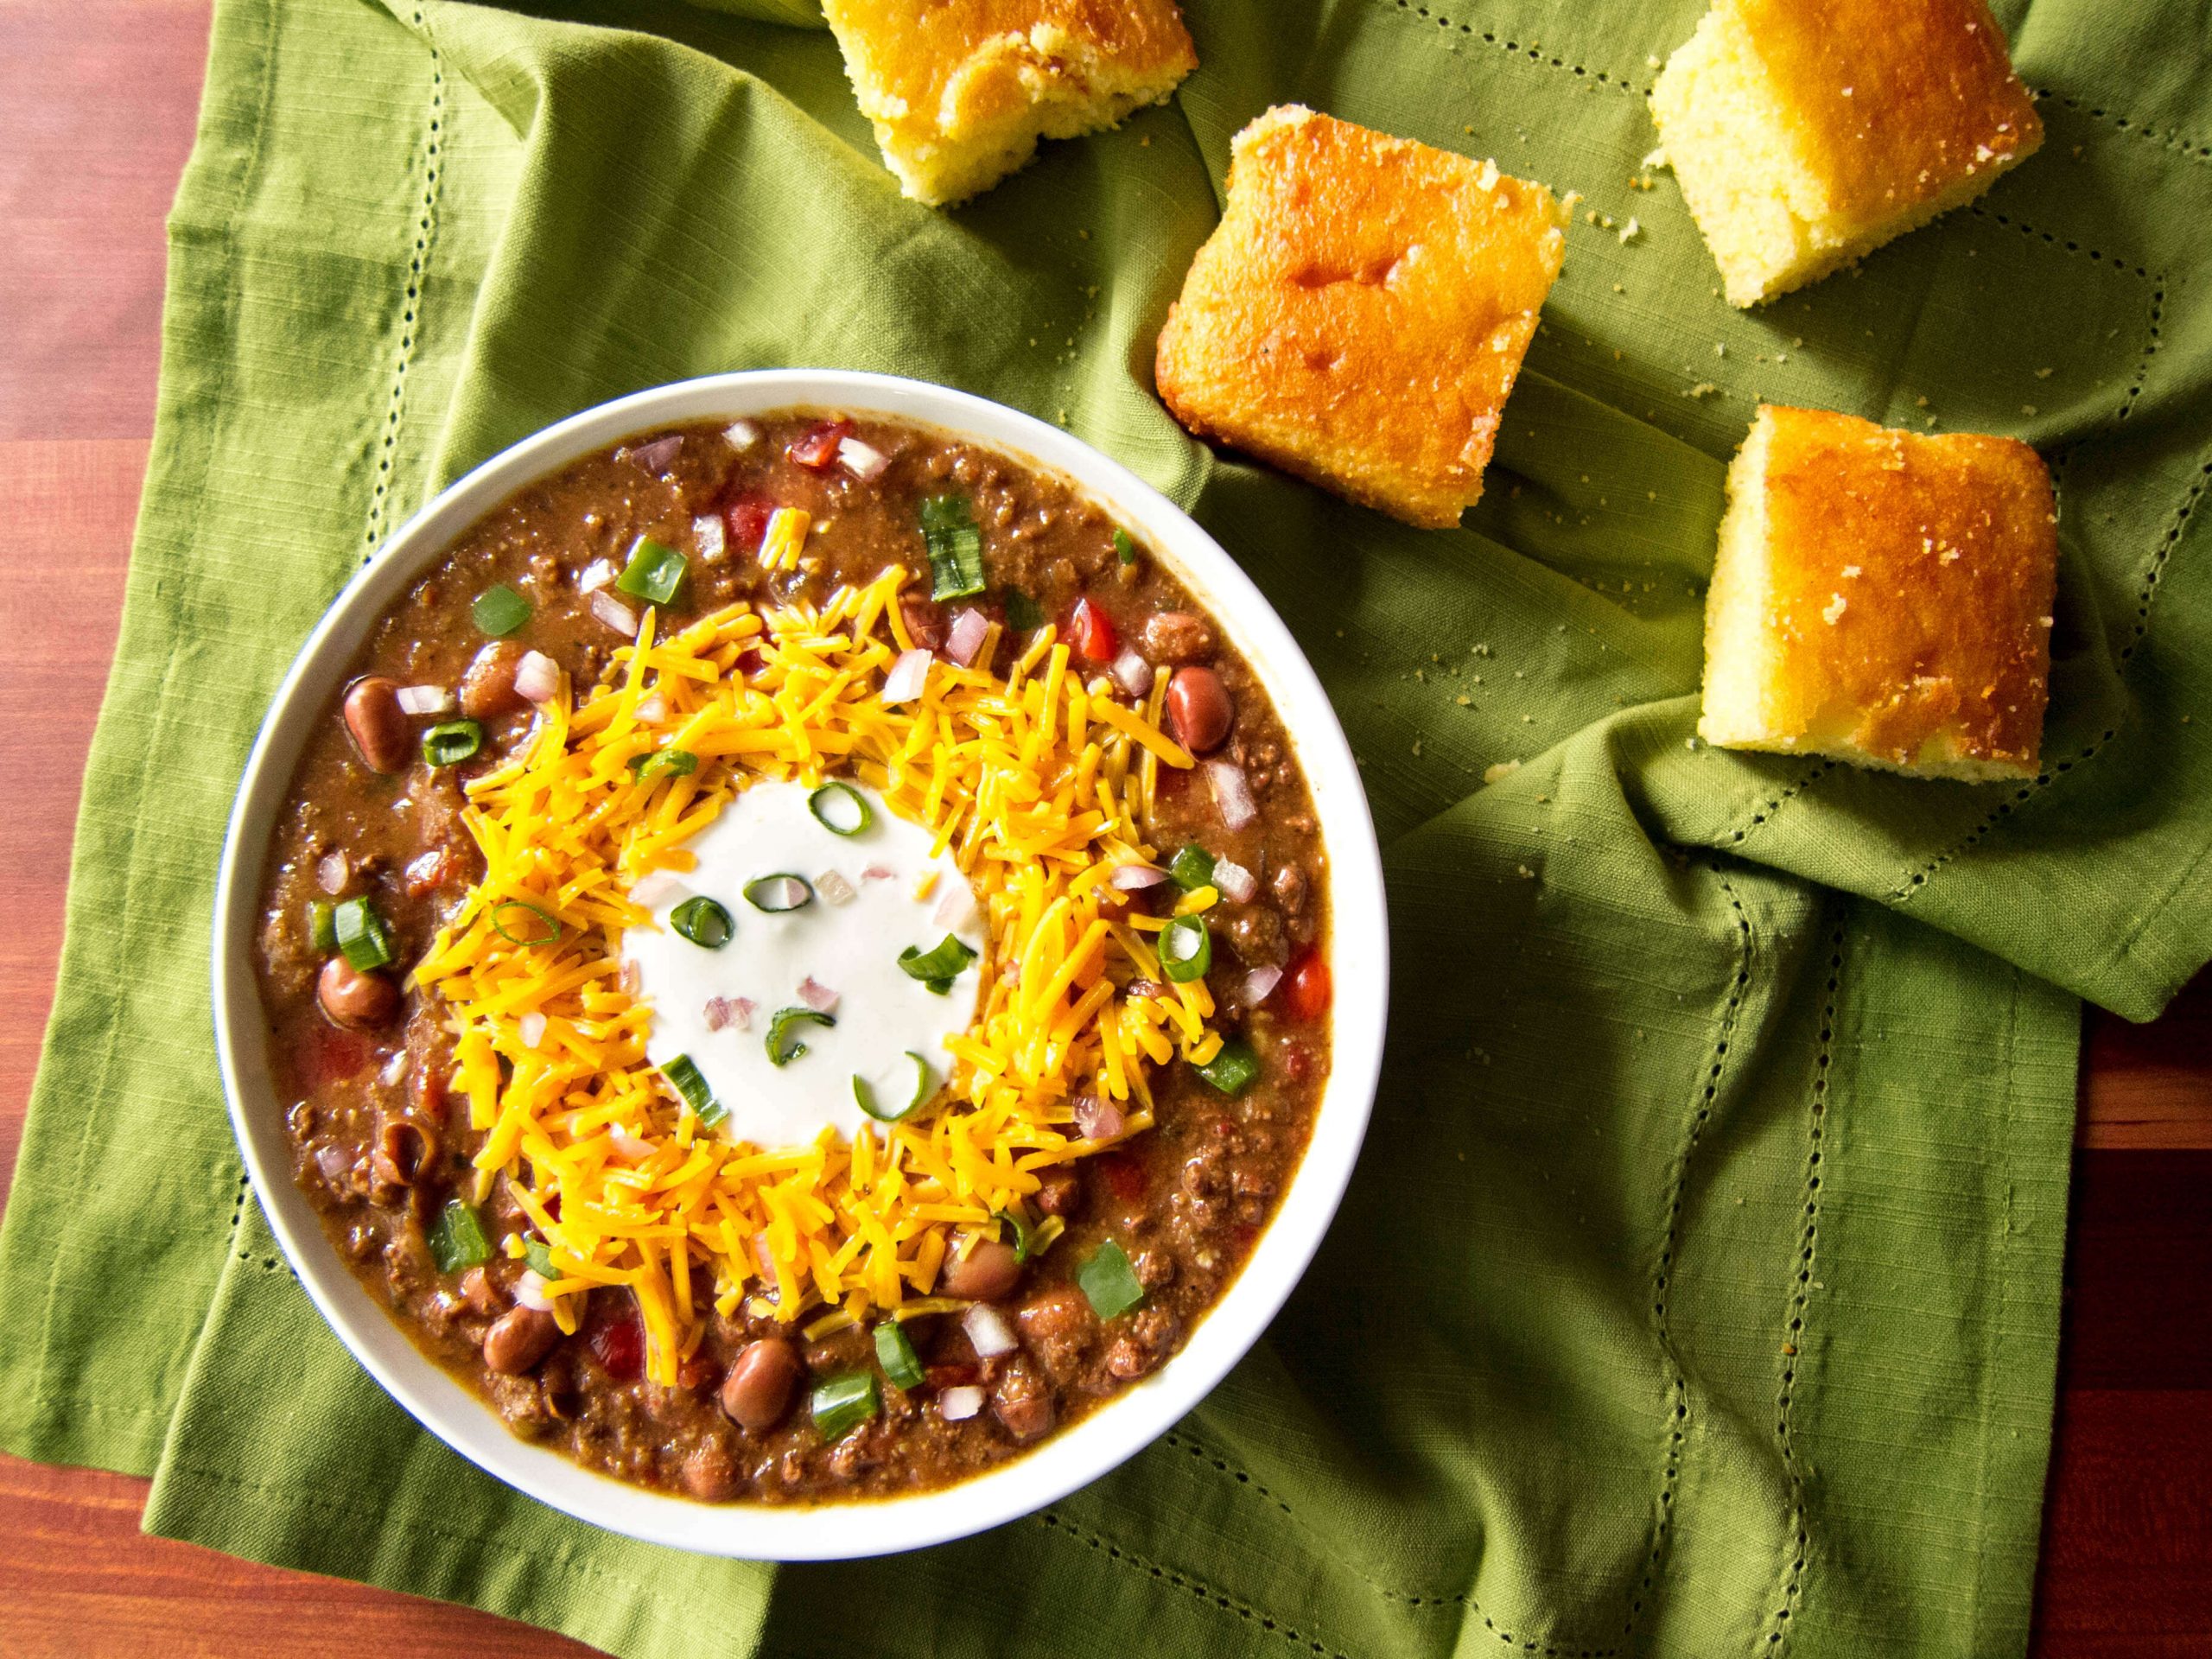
[1032,1166,1081,1218]
[720,1338,802,1432]
[681,1440,744,1501]
[318,957,398,1030]
[342,676,412,772]
[371,1116,437,1192]
[992,1357,1055,1442]
[1165,666,1233,754]
[461,640,528,721]
[899,593,948,651]
[1140,610,1213,664]
[457,1266,501,1317]
[940,1239,1022,1301]
[482,1306,560,1375]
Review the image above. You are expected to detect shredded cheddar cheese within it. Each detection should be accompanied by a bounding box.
[411,565,1212,1383]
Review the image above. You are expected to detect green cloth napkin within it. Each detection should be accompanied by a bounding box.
[3,0,2207,1652]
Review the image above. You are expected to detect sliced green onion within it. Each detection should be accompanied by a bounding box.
[874,1321,925,1391]
[670,895,733,949]
[1077,1238,1144,1320]
[307,899,337,954]
[696,1097,729,1129]
[628,748,699,784]
[919,494,985,601]
[422,720,484,767]
[428,1200,491,1274]
[1158,914,1212,983]
[332,896,394,972]
[472,583,531,637]
[810,1370,880,1440]
[808,781,873,836]
[661,1052,718,1119]
[615,536,688,606]
[1197,1037,1262,1096]
[1113,527,1137,566]
[854,1052,935,1122]
[994,1207,1034,1263]
[744,873,814,912]
[1001,588,1044,633]
[766,1006,834,1066]
[492,899,562,947]
[898,934,977,991]
[523,1236,557,1280]
[1167,843,1216,891]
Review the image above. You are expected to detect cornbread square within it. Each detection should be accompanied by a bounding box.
[1154,106,1568,528]
[1699,406,2057,781]
[820,0,1197,207]
[1650,0,2043,307]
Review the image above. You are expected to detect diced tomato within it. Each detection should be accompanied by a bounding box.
[1095,1149,1146,1202]
[302,1026,373,1090]
[1066,596,1119,664]
[403,845,453,898]
[1279,948,1331,1023]
[734,646,765,678]
[788,418,852,471]
[1154,761,1191,799]
[722,493,776,556]
[589,1310,645,1380]
[925,1363,982,1391]
[677,1354,715,1391]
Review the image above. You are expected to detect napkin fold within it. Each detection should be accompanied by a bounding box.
[3,0,2208,1654]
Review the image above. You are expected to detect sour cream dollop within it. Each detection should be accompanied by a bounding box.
[624,779,984,1146]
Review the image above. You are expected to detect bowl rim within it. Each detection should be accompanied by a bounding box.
[211,369,1389,1560]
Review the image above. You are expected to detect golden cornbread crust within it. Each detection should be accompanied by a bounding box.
[1652,0,2043,306]
[1699,405,2057,781]
[822,0,1197,207]
[1154,105,1567,529]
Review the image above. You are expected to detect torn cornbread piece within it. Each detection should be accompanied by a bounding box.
[1154,105,1568,529]
[1700,405,2057,781]
[820,0,1197,207]
[1650,0,2043,306]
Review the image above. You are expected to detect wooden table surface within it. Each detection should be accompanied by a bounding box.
[2,6,2207,1656]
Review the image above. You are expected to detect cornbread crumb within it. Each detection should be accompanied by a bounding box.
[1698,404,2056,779]
[1154,105,1568,528]
[1649,0,2043,306]
[821,0,1197,206]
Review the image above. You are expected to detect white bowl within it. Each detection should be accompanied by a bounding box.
[212,371,1388,1560]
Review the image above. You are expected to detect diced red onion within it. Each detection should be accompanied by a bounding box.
[1109,862,1167,892]
[816,869,856,906]
[609,1126,653,1161]
[380,1049,410,1087]
[619,961,642,996]
[944,607,990,668]
[396,683,454,716]
[591,589,639,636]
[704,995,753,1033]
[316,851,349,894]
[880,647,932,706]
[1111,648,1152,699]
[578,558,614,594]
[515,650,560,705]
[1072,1092,1125,1141]
[963,1303,1017,1358]
[629,435,682,474]
[938,1383,986,1421]
[404,849,444,890]
[861,864,896,883]
[518,1010,548,1049]
[837,435,889,480]
[516,1269,555,1311]
[315,1144,352,1184]
[1241,963,1284,1007]
[934,884,976,931]
[1206,760,1257,830]
[724,419,760,451]
[692,513,726,562]
[633,692,666,725]
[628,871,683,910]
[1124,977,1164,1001]
[1213,857,1256,904]
[798,976,839,1014]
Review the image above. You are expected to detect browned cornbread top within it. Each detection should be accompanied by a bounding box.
[1732,0,2041,224]
[1154,105,1567,528]
[1750,405,2056,770]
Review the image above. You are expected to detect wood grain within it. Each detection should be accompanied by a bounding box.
[0,3,2205,1657]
